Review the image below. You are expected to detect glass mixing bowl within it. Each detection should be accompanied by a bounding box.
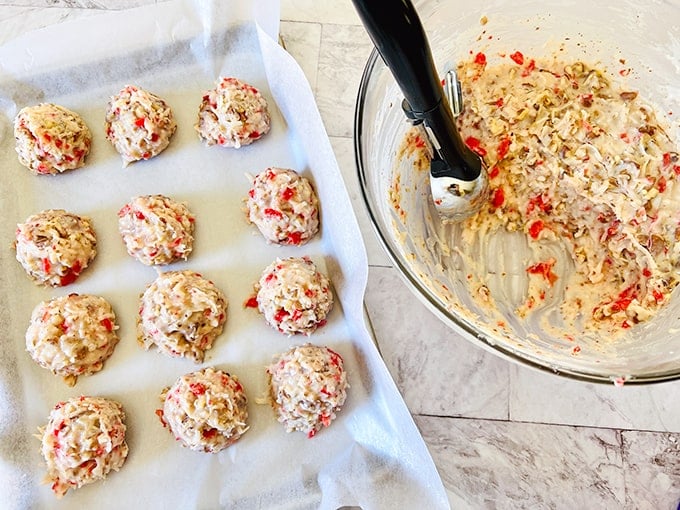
[354,0,680,383]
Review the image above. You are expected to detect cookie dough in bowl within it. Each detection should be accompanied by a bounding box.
[246,167,320,246]
[105,85,177,166]
[38,396,128,498]
[118,194,195,265]
[253,257,333,335]
[195,76,271,148]
[158,367,249,453]
[26,294,119,387]
[266,343,348,438]
[137,270,227,362]
[13,209,97,287]
[14,103,91,175]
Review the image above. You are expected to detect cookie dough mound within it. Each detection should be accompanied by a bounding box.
[159,367,248,453]
[138,270,227,362]
[195,77,271,148]
[14,209,97,287]
[267,344,348,438]
[14,103,91,175]
[26,294,119,387]
[246,167,320,245]
[105,85,177,166]
[255,257,333,335]
[118,194,195,265]
[39,396,128,498]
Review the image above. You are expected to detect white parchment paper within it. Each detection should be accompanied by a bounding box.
[0,1,449,508]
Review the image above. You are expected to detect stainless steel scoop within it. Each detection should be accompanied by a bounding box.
[352,0,488,221]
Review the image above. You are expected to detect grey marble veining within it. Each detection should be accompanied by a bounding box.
[622,431,680,510]
[280,21,321,92]
[510,364,680,433]
[416,415,627,509]
[316,23,371,138]
[365,266,510,419]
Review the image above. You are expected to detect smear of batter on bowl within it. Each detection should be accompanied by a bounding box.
[395,52,680,339]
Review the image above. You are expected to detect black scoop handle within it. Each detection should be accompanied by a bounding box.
[351,0,481,181]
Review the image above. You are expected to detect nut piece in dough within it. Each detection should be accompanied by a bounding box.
[246,167,320,245]
[13,209,97,287]
[254,257,333,335]
[39,396,128,498]
[118,194,195,265]
[26,294,119,387]
[266,343,348,438]
[14,103,91,175]
[195,77,271,148]
[104,85,177,166]
[158,367,248,453]
[137,270,227,362]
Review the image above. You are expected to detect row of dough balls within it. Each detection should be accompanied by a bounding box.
[13,170,319,287]
[14,77,271,173]
[26,261,333,387]
[40,346,349,498]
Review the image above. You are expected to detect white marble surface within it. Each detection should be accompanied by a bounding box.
[1,1,680,508]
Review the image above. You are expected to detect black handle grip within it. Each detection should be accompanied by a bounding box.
[352,0,481,181]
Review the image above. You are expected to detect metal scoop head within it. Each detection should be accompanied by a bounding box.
[352,0,489,222]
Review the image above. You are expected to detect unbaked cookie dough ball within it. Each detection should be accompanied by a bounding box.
[14,103,91,175]
[26,294,119,387]
[159,367,248,453]
[254,257,333,335]
[105,85,177,166]
[14,209,97,287]
[246,167,320,245]
[266,344,348,438]
[195,77,271,148]
[39,396,128,498]
[118,194,195,265]
[138,270,227,362]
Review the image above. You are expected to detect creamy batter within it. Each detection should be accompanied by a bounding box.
[394,54,680,338]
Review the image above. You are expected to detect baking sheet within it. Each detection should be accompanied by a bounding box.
[0,1,449,508]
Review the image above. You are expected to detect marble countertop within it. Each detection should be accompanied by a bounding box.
[1,1,679,508]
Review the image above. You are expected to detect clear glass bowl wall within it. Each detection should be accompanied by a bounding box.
[355,0,680,383]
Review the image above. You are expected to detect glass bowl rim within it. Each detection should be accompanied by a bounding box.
[353,47,680,386]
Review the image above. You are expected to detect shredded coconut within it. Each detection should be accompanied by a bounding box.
[137,270,227,362]
[13,209,97,287]
[253,257,333,335]
[118,194,195,265]
[14,103,91,175]
[246,167,320,245]
[38,396,128,498]
[158,367,249,453]
[26,294,119,387]
[195,77,271,148]
[104,85,176,166]
[266,344,348,438]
